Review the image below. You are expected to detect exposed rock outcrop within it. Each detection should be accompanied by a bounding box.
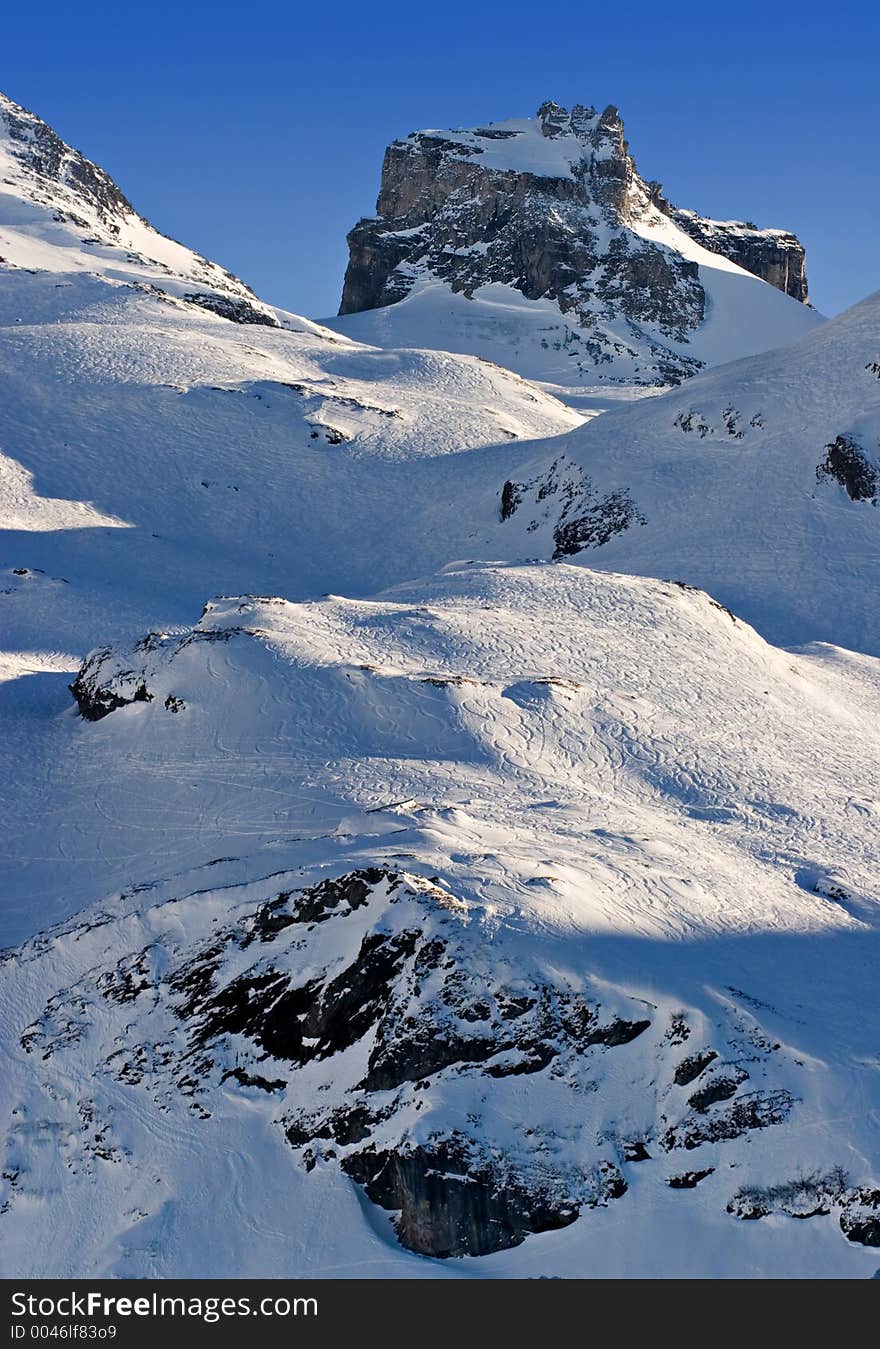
[341,1140,589,1258]
[69,649,153,721]
[673,1049,718,1087]
[839,1187,880,1246]
[660,1090,795,1151]
[339,100,809,385]
[18,855,818,1261]
[726,1169,880,1248]
[816,433,879,502]
[182,292,279,327]
[668,208,808,302]
[500,455,646,557]
[667,1168,715,1189]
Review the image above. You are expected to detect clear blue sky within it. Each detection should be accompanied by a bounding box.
[5,1,878,318]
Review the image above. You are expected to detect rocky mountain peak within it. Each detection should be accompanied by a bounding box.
[535,100,621,146]
[336,100,813,387]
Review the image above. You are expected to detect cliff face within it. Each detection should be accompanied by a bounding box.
[342,103,657,311]
[667,207,808,302]
[338,101,811,386]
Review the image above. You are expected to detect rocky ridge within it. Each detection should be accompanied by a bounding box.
[339,100,811,385]
[0,91,276,321]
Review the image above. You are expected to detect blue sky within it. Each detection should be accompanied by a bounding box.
[5,1,878,318]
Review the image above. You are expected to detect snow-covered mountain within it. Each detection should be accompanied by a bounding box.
[329,101,822,393]
[495,288,880,654]
[1,90,878,1280]
[0,91,280,322]
[0,92,579,654]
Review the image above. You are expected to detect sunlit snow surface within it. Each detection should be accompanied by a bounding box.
[2,570,880,1278]
[328,270,824,398]
[0,95,879,1280]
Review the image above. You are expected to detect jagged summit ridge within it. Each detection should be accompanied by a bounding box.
[334,100,816,388]
[535,98,806,301]
[535,99,608,139]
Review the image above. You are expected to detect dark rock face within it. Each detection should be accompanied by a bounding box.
[661,1090,795,1151]
[673,1049,718,1086]
[341,1140,587,1257]
[339,100,808,384]
[20,860,823,1262]
[246,870,385,941]
[500,455,645,556]
[21,866,659,1258]
[182,292,279,327]
[840,1188,880,1247]
[816,434,879,502]
[687,1071,747,1113]
[667,1168,714,1189]
[192,927,422,1066]
[668,208,808,302]
[552,492,645,558]
[69,651,153,721]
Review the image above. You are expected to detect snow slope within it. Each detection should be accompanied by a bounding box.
[1,90,879,1280]
[0,91,580,664]
[329,265,823,403]
[2,566,879,1277]
[497,290,880,654]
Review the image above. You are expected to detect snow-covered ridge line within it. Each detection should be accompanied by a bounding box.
[0,90,276,318]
